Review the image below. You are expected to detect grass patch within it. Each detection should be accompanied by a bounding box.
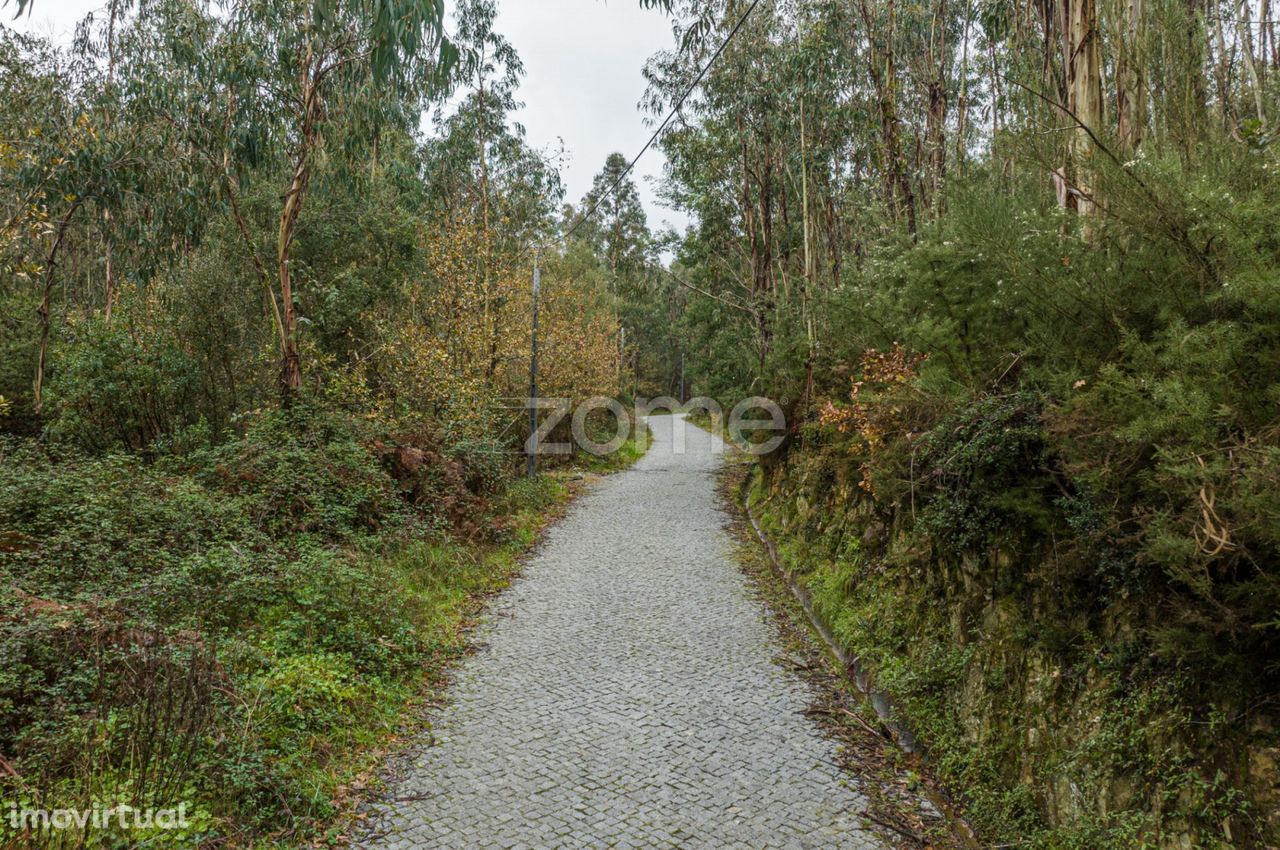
[0,411,644,849]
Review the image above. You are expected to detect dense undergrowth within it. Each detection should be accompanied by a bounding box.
[746,327,1280,848]
[673,115,1280,845]
[0,404,644,848]
[0,3,659,845]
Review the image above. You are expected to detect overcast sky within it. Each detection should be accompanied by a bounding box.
[6,0,689,235]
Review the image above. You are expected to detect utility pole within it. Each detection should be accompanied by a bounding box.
[527,249,541,478]
[619,326,626,395]
[679,352,685,405]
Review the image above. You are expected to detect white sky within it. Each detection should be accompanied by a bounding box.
[6,0,689,235]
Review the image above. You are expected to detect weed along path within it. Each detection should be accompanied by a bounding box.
[357,414,889,849]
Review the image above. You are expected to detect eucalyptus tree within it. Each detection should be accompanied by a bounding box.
[451,0,522,240]
[423,92,562,245]
[223,0,457,396]
[71,3,232,303]
[637,2,854,399]
[578,152,651,277]
[0,28,109,416]
[4,0,459,408]
[574,152,665,393]
[420,88,563,384]
[419,0,562,385]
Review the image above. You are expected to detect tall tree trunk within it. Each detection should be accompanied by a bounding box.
[34,202,81,416]
[1067,0,1103,217]
[103,209,116,322]
[1114,0,1148,150]
[926,0,949,214]
[276,60,321,398]
[799,100,818,413]
[739,117,772,374]
[823,193,842,286]
[856,0,918,235]
[1265,0,1279,69]
[956,0,974,175]
[102,0,120,323]
[759,134,775,302]
[1237,0,1268,126]
[1177,0,1212,157]
[1212,3,1242,136]
[476,56,500,383]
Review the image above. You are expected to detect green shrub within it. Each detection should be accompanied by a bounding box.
[0,439,253,598]
[187,404,408,542]
[265,546,425,679]
[44,313,200,453]
[915,392,1054,556]
[448,437,510,495]
[0,395,586,845]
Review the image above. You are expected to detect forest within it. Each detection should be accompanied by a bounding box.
[2,0,1280,847]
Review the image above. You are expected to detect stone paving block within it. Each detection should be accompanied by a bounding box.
[356,415,889,850]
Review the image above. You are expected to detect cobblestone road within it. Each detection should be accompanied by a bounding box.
[357,415,887,849]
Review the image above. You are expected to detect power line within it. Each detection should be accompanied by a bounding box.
[562,0,764,243]
[525,4,765,459]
